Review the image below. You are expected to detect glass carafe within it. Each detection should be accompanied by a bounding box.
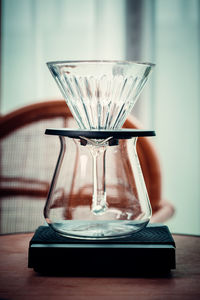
[44,129,154,239]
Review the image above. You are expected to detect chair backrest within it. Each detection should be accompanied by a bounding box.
[0,100,162,234]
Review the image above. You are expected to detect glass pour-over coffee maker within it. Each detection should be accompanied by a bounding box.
[44,61,155,240]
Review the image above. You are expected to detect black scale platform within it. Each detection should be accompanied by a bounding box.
[28,224,176,276]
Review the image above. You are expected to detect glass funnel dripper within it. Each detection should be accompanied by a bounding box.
[47,60,154,130]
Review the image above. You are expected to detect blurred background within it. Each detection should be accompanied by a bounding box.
[0,0,200,235]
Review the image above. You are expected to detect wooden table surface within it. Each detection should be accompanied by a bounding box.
[0,233,200,300]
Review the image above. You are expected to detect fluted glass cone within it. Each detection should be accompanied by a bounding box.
[47,61,154,130]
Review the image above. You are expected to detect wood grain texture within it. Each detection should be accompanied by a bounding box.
[0,233,200,300]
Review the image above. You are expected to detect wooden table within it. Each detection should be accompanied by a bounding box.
[0,233,200,300]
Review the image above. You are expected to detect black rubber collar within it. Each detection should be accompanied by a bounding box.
[45,128,155,139]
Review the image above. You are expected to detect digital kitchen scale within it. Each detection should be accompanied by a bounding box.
[28,224,176,276]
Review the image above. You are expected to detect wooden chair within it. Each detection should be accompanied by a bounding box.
[0,100,174,234]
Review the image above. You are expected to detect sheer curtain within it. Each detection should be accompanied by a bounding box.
[153,0,200,235]
[1,0,200,234]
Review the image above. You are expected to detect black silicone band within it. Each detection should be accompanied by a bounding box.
[45,128,155,139]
